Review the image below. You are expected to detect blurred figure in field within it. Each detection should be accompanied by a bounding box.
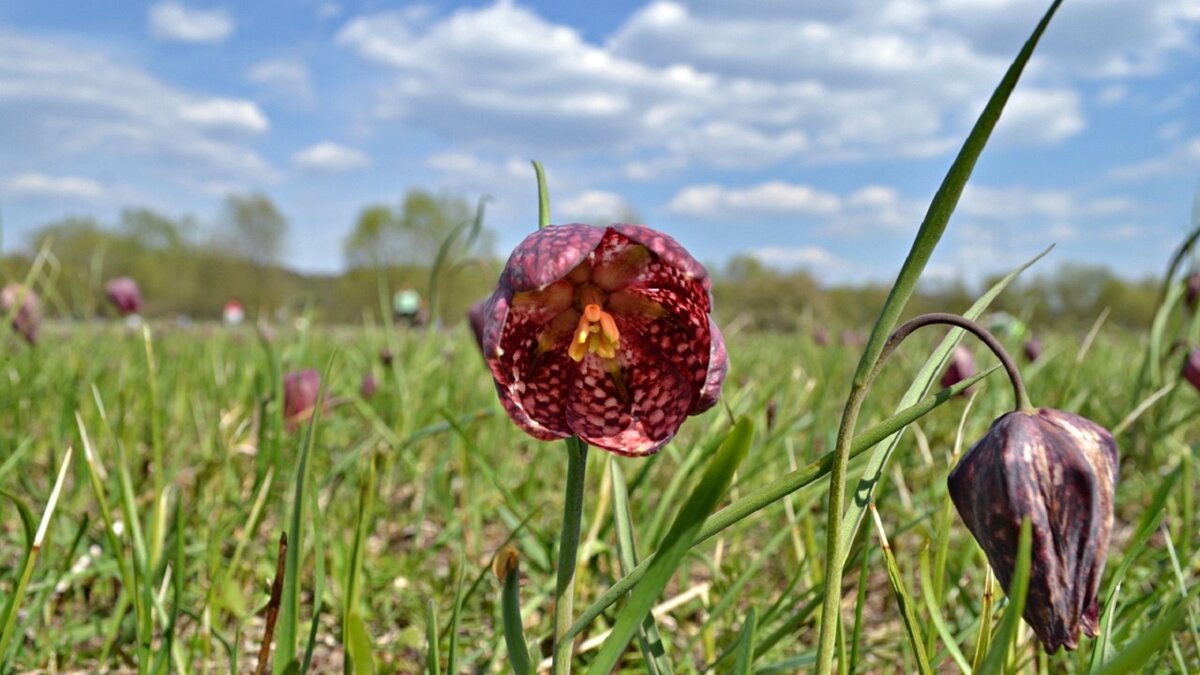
[1,284,40,345]
[223,300,245,326]
[393,287,423,328]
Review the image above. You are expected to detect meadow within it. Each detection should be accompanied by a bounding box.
[3,3,1199,674]
[0,303,1197,673]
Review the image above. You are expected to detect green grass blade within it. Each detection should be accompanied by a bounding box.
[870,504,931,675]
[1093,585,1199,675]
[345,613,376,675]
[731,608,757,675]
[425,598,440,675]
[976,518,1032,675]
[300,488,327,675]
[919,547,972,673]
[610,460,671,674]
[532,160,550,229]
[497,547,533,675]
[0,446,72,668]
[586,418,754,674]
[275,354,336,674]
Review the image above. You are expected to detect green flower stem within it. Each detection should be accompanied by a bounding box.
[552,436,589,675]
[813,3,1062,672]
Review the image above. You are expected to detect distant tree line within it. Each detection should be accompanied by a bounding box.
[0,193,1164,332]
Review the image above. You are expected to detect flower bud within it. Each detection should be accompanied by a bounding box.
[105,276,143,316]
[283,369,321,429]
[940,345,976,395]
[948,408,1118,653]
[1024,336,1042,363]
[1183,348,1200,391]
[1187,272,1200,310]
[1,284,40,345]
[361,372,378,399]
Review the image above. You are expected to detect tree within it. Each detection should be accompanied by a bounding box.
[224,193,287,265]
[342,189,491,270]
[120,208,186,251]
[342,204,400,270]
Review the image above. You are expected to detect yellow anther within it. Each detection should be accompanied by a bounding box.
[568,303,621,363]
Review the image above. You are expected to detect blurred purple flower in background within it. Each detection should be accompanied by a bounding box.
[105,277,143,316]
[1,284,40,345]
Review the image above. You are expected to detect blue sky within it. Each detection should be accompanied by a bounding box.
[1,1,1197,285]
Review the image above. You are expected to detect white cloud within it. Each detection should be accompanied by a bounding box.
[1110,135,1200,180]
[149,2,234,44]
[960,185,1135,220]
[292,142,370,171]
[557,190,635,223]
[178,98,269,133]
[335,1,1079,171]
[668,181,841,218]
[247,58,314,103]
[3,172,104,200]
[747,245,849,276]
[0,31,278,186]
[989,88,1085,146]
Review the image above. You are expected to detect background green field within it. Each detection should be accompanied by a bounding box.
[1,311,1196,672]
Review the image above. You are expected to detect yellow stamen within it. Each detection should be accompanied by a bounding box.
[568,303,621,363]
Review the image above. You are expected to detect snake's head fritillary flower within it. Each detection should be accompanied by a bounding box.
[948,408,1118,653]
[941,345,976,395]
[1,284,40,345]
[813,326,829,347]
[1182,348,1200,391]
[283,369,321,429]
[479,223,727,456]
[105,277,143,316]
[1024,336,1042,363]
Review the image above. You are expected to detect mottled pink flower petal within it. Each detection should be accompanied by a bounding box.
[610,292,712,410]
[504,338,578,439]
[467,298,487,352]
[610,223,709,290]
[502,224,605,292]
[695,319,727,413]
[493,379,567,441]
[566,349,692,456]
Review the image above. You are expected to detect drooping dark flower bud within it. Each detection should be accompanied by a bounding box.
[283,369,321,429]
[1182,348,1200,391]
[105,276,143,315]
[1024,336,1042,363]
[1186,272,1200,310]
[1,283,41,345]
[813,326,829,347]
[948,408,1118,653]
[379,347,394,367]
[940,345,976,395]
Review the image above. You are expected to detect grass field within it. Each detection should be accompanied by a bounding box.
[0,312,1197,673]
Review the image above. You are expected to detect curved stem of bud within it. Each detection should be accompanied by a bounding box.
[873,312,1033,412]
